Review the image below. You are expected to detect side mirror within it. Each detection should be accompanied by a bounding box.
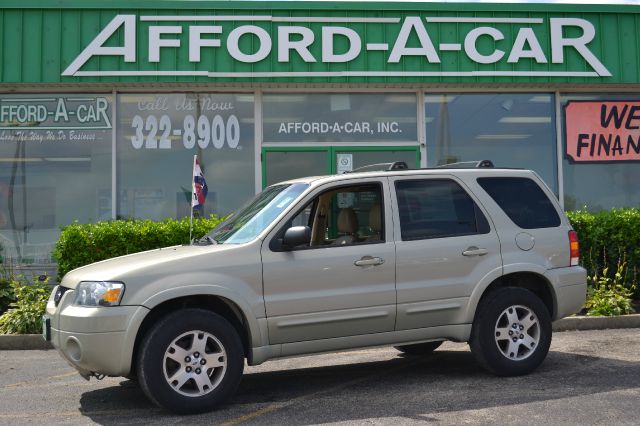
[282,226,311,250]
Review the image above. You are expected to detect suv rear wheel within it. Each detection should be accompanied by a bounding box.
[136,308,244,414]
[470,287,551,376]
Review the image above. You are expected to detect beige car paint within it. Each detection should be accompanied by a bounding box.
[46,167,587,379]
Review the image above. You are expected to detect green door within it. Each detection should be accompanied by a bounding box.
[262,146,420,187]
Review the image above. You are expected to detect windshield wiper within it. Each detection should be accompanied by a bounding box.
[191,235,217,246]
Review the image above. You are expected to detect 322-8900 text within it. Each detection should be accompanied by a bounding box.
[130,114,240,150]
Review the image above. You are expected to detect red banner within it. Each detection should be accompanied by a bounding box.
[565,101,640,162]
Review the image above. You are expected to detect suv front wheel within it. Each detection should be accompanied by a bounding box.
[136,308,244,414]
[470,287,552,376]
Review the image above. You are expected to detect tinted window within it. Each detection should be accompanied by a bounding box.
[396,179,489,241]
[477,177,561,229]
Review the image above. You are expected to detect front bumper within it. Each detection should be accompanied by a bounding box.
[47,288,149,377]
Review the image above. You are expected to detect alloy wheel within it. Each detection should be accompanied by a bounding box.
[162,330,227,397]
[493,305,540,361]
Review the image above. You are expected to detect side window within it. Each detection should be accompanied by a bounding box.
[395,179,490,241]
[477,177,561,229]
[276,183,384,250]
[290,203,313,228]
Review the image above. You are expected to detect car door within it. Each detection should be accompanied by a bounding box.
[390,175,502,330]
[261,178,396,345]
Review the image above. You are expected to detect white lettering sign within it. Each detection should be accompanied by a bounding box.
[0,97,111,129]
[0,96,112,144]
[61,15,612,78]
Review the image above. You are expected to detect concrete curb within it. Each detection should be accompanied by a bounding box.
[553,313,640,332]
[0,315,638,350]
[0,334,53,350]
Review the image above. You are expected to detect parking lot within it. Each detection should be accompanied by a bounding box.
[1,328,639,425]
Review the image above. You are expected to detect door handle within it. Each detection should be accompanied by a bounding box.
[354,256,385,267]
[462,246,488,257]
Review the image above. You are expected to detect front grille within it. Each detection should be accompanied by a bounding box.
[54,286,70,306]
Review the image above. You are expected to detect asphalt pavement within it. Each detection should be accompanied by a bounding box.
[1,328,639,425]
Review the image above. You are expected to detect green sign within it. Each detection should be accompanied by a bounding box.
[0,95,112,143]
[1,1,640,84]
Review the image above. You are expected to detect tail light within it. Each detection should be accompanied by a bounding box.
[569,230,579,266]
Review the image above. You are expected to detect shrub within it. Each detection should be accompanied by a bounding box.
[53,216,223,278]
[0,265,16,315]
[567,208,640,298]
[0,276,50,334]
[585,262,636,316]
[0,274,16,315]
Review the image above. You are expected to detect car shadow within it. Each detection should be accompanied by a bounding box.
[78,349,640,424]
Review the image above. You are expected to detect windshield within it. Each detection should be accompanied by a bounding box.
[206,183,309,244]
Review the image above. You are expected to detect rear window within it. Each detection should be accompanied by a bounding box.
[477,177,560,229]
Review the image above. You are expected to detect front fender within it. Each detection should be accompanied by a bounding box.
[141,284,267,350]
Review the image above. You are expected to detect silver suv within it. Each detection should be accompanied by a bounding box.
[44,163,586,414]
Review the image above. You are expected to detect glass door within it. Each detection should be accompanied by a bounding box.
[262,146,420,188]
[262,148,330,187]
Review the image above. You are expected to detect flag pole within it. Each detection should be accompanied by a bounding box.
[189,154,196,243]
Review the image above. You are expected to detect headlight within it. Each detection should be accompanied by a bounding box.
[74,281,125,307]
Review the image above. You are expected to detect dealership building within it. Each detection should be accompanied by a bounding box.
[0,0,639,270]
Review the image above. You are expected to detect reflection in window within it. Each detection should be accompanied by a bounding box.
[0,94,112,264]
[561,94,640,211]
[209,183,308,244]
[425,94,558,193]
[263,93,417,143]
[117,93,255,220]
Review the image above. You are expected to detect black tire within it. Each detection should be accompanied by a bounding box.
[394,341,443,356]
[470,287,552,376]
[136,308,244,414]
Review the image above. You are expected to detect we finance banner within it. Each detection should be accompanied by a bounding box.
[565,101,640,163]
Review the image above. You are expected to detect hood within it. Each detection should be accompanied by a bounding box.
[60,244,239,289]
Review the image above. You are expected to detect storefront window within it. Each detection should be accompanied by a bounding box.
[263,93,417,143]
[425,94,558,193]
[117,94,255,220]
[561,94,640,211]
[0,94,112,264]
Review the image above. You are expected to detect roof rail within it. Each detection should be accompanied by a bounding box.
[434,160,494,169]
[348,161,409,173]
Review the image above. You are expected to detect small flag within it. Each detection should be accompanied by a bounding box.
[192,156,208,209]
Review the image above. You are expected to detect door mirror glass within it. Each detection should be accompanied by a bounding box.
[282,226,312,249]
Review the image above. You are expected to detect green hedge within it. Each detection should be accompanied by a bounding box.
[53,209,640,291]
[53,216,223,278]
[567,208,640,288]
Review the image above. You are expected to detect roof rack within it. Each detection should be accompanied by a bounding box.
[348,161,409,173]
[346,159,493,174]
[434,160,494,169]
